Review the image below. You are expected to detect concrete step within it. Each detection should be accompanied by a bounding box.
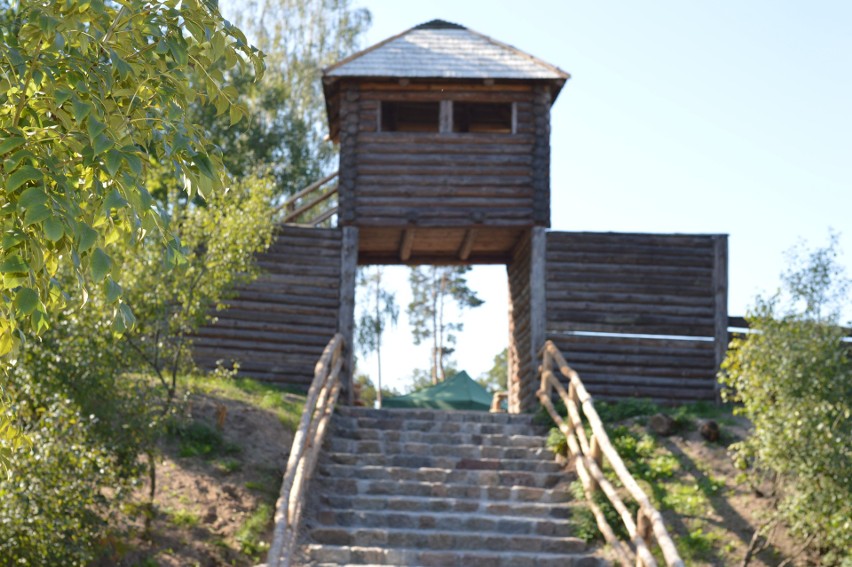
[330,427,547,448]
[319,494,578,519]
[331,416,546,437]
[311,509,577,537]
[309,526,588,554]
[305,544,608,567]
[324,437,553,461]
[319,477,573,503]
[321,452,563,472]
[335,406,541,425]
[317,463,564,489]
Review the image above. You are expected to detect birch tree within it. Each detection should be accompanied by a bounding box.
[408,266,483,384]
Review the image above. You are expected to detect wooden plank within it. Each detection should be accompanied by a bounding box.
[457,228,478,261]
[358,132,535,145]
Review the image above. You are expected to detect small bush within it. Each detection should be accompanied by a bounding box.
[0,394,127,565]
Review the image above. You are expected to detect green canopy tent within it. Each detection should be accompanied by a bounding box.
[383,371,493,411]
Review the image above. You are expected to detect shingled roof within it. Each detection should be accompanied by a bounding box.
[325,19,569,81]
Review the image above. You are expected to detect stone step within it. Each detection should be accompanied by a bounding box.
[318,463,564,489]
[335,406,541,425]
[321,452,563,472]
[330,427,546,448]
[309,526,588,555]
[319,494,578,519]
[324,438,553,461]
[331,415,546,436]
[319,477,572,503]
[311,509,577,537]
[305,544,608,567]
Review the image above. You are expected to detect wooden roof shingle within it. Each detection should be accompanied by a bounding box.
[325,19,569,81]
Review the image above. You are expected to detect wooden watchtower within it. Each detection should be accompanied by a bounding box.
[323,19,567,264]
[194,20,728,411]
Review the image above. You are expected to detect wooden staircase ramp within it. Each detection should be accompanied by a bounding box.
[294,406,609,566]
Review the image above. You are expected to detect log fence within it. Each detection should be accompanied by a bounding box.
[537,340,684,567]
[266,334,345,567]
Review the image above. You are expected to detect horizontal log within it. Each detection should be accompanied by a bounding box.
[546,248,714,268]
[547,261,712,278]
[548,231,719,248]
[193,339,325,358]
[357,165,532,178]
[583,382,717,402]
[359,90,533,102]
[235,281,339,300]
[357,151,533,166]
[246,273,341,288]
[546,272,713,292]
[358,80,534,92]
[544,289,714,308]
[550,339,715,360]
[358,132,535,145]
[547,320,715,337]
[193,328,333,348]
[355,197,533,210]
[211,308,337,328]
[548,309,715,330]
[356,173,532,186]
[560,350,715,369]
[546,300,714,319]
[564,361,713,379]
[356,143,533,157]
[226,290,339,309]
[201,318,339,337]
[543,279,715,298]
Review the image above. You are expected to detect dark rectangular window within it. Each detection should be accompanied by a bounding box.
[452,102,513,133]
[380,101,440,132]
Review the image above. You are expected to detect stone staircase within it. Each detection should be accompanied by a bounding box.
[295,406,608,566]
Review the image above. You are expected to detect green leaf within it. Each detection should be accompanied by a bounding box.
[77,223,98,253]
[93,133,112,156]
[103,189,128,212]
[87,116,107,140]
[4,149,36,172]
[90,247,111,282]
[0,136,25,155]
[2,229,25,249]
[14,288,39,315]
[193,153,215,179]
[71,98,93,122]
[18,186,48,209]
[126,153,143,176]
[229,104,243,126]
[5,165,41,193]
[0,329,14,357]
[0,255,28,274]
[23,203,52,227]
[105,277,122,303]
[44,217,64,241]
[105,149,123,176]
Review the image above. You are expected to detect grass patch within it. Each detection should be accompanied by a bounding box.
[235,503,273,559]
[182,374,305,432]
[167,419,241,459]
[548,399,739,563]
[167,508,201,528]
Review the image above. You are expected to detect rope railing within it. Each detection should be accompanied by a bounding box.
[538,340,684,567]
[274,170,339,227]
[265,333,345,567]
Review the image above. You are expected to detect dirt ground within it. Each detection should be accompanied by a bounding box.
[106,392,294,566]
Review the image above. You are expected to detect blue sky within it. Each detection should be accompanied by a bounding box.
[349,1,851,391]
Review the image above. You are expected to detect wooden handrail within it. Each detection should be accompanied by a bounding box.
[538,340,685,567]
[273,171,339,214]
[266,334,345,567]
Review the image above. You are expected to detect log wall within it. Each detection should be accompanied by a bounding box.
[507,228,546,413]
[339,79,550,228]
[193,226,343,390]
[545,232,728,402]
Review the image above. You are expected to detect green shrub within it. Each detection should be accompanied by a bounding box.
[720,236,851,562]
[0,393,127,565]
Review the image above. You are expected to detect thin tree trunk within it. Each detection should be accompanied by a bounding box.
[430,267,439,385]
[438,270,447,381]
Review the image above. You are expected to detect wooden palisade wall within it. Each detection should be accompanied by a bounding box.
[193,226,344,391]
[545,232,728,402]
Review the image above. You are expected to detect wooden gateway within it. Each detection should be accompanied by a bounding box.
[193,20,728,410]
